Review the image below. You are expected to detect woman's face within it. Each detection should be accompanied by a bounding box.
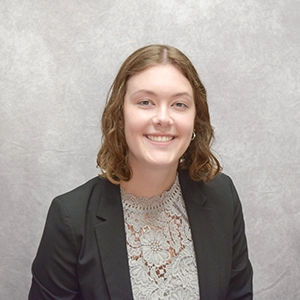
[123,63,196,173]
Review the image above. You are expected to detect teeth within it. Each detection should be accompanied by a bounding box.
[147,135,173,142]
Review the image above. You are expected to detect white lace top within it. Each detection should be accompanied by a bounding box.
[121,176,200,300]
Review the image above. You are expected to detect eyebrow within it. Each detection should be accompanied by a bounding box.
[131,89,193,99]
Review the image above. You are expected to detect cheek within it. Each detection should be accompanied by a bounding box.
[182,116,195,133]
[124,109,148,130]
[181,118,195,144]
[123,108,132,131]
[124,114,137,134]
[123,113,141,145]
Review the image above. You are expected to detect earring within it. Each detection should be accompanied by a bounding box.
[191,131,196,140]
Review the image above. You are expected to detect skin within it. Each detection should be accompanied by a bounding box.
[121,63,196,197]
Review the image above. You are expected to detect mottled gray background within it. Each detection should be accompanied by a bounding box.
[0,0,299,299]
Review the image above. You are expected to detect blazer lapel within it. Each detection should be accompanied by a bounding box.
[94,179,134,300]
[179,171,220,299]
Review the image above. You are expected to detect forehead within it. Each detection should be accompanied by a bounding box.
[126,64,193,95]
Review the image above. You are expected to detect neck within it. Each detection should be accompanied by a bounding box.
[120,165,178,198]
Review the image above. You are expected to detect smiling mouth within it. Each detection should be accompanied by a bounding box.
[146,135,174,142]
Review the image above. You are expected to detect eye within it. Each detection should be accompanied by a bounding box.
[174,102,188,109]
[138,99,152,106]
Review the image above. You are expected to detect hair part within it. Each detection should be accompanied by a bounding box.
[97,44,222,184]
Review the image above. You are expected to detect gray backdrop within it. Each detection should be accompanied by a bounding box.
[1,0,299,299]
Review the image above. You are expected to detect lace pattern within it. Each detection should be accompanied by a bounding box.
[121,176,200,299]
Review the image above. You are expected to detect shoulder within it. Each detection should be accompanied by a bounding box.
[179,170,235,196]
[204,172,236,198]
[204,172,233,188]
[179,170,240,212]
[56,176,105,203]
[204,173,239,210]
[43,176,122,243]
[48,176,114,226]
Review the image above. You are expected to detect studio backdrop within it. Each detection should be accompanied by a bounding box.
[0,0,299,299]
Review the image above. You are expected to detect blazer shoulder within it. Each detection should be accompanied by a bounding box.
[179,170,239,212]
[206,172,234,189]
[179,170,234,194]
[50,176,108,222]
[55,176,104,203]
[204,173,243,218]
[206,172,238,200]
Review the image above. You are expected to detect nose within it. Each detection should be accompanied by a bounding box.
[152,106,173,126]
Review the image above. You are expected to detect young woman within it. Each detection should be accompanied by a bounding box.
[29,44,253,299]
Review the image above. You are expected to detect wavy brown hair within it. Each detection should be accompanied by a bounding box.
[97,44,221,184]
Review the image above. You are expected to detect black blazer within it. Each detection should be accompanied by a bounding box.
[29,171,253,300]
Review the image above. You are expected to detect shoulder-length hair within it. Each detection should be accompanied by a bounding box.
[97,44,221,184]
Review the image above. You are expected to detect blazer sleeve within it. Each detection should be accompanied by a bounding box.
[226,178,253,299]
[29,197,82,300]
